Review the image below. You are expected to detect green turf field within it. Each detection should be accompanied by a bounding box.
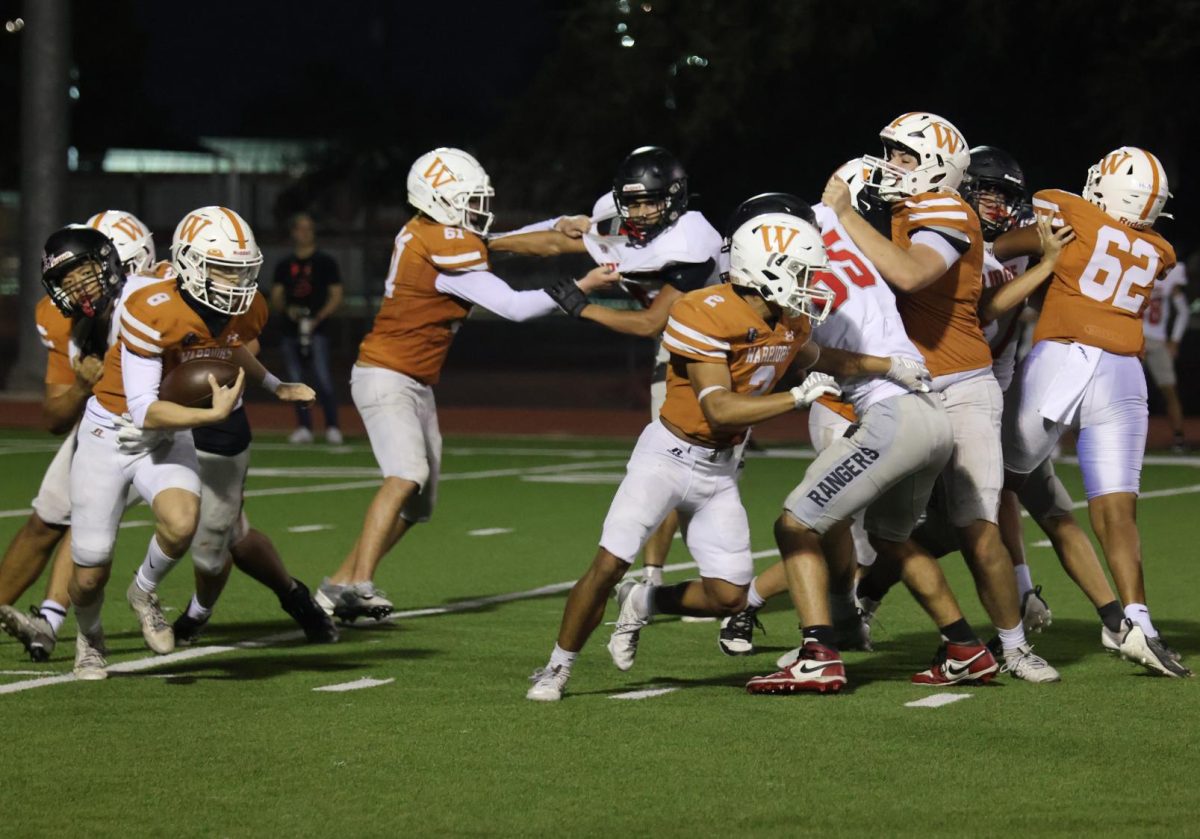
[0,428,1196,837]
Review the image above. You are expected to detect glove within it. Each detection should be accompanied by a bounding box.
[546,278,589,318]
[790,372,841,409]
[886,356,932,393]
[113,414,167,454]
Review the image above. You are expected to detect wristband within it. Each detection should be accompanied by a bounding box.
[262,372,282,394]
[698,386,728,401]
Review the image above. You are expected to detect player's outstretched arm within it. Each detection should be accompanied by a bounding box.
[230,345,314,404]
[487,228,589,256]
[822,175,947,292]
[579,284,681,337]
[689,360,822,429]
[811,346,931,392]
[980,217,1074,324]
[992,222,1043,262]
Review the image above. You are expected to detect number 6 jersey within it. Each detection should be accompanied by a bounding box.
[1031,189,1176,355]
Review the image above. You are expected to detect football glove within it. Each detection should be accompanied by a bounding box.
[790,372,841,408]
[113,414,167,454]
[886,356,932,393]
[546,278,589,318]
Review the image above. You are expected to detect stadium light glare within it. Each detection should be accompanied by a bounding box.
[620,35,635,47]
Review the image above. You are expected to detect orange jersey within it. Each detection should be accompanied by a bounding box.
[358,216,490,384]
[660,285,811,448]
[891,191,991,377]
[815,394,858,423]
[36,297,77,387]
[1031,189,1176,355]
[93,281,268,416]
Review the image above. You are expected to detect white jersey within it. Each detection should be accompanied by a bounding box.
[584,192,722,281]
[1143,262,1189,343]
[810,203,922,414]
[981,246,1030,392]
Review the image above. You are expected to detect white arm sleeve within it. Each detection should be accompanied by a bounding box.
[122,345,163,427]
[910,230,963,271]
[487,217,563,240]
[1170,289,1190,343]
[434,270,558,322]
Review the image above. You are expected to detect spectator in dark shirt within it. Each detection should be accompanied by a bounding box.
[270,212,344,444]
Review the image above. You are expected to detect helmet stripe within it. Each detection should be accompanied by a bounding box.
[218,206,248,248]
[87,213,103,229]
[1138,149,1162,222]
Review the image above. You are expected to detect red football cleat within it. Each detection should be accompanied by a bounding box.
[911,642,999,686]
[746,642,847,694]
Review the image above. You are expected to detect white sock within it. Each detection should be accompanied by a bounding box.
[997,623,1027,653]
[39,599,68,634]
[134,536,180,593]
[548,644,577,671]
[186,595,213,622]
[746,578,766,610]
[642,566,663,586]
[1124,603,1158,638]
[635,581,656,617]
[73,594,103,636]
[1014,563,1034,597]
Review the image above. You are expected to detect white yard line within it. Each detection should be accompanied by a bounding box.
[905,693,973,709]
[468,528,513,537]
[312,677,395,693]
[610,686,680,700]
[288,524,335,533]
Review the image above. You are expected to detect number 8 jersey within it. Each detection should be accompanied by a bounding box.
[1031,189,1176,355]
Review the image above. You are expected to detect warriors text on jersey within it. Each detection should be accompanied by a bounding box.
[358,216,490,384]
[659,286,811,448]
[92,280,269,417]
[890,191,990,376]
[1031,189,1176,355]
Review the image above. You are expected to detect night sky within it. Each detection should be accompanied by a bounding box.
[3,0,1198,252]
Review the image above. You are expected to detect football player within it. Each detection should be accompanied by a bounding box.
[314,148,619,622]
[821,113,1059,683]
[1140,260,1190,453]
[66,205,313,679]
[995,147,1190,677]
[527,212,840,701]
[490,146,724,587]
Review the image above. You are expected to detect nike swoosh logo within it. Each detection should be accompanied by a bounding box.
[794,660,836,675]
[945,650,986,678]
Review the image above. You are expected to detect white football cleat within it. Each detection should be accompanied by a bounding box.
[126,579,174,654]
[526,665,570,702]
[73,631,109,681]
[1002,644,1061,683]
[1118,623,1192,678]
[324,427,344,445]
[288,427,314,444]
[1021,585,1053,633]
[606,580,651,671]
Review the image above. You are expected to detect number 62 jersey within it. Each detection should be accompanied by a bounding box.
[1031,189,1175,355]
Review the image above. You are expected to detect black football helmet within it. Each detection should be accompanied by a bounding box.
[612,146,688,245]
[960,145,1027,241]
[720,193,817,278]
[41,225,125,318]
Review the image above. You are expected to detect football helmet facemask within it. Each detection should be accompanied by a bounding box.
[960,146,1027,241]
[41,225,126,319]
[612,146,688,246]
[85,210,156,276]
[727,212,834,323]
[862,112,970,202]
[407,147,495,236]
[170,206,263,316]
[1082,146,1172,229]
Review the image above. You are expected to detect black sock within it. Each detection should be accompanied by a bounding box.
[1097,600,1125,633]
[939,618,977,646]
[652,582,691,616]
[802,624,838,649]
[856,573,892,604]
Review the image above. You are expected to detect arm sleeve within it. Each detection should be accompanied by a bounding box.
[434,270,558,322]
[910,229,964,270]
[487,217,564,240]
[1170,289,1191,342]
[122,345,163,427]
[659,259,716,293]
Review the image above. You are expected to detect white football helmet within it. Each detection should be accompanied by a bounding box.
[169,206,263,315]
[834,158,874,213]
[727,212,834,323]
[862,112,970,201]
[85,210,155,276]
[406,147,495,236]
[1082,146,1172,229]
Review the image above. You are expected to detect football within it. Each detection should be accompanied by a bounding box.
[159,358,242,408]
